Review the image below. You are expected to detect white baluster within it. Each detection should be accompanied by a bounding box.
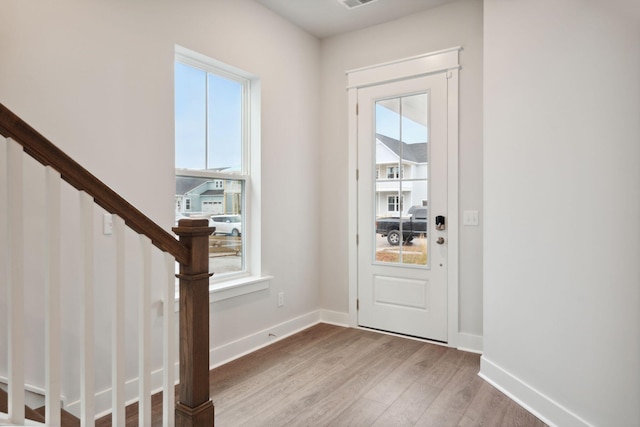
[45,167,62,427]
[139,236,152,427]
[163,253,176,427]
[111,215,126,427]
[7,138,25,424]
[80,191,95,426]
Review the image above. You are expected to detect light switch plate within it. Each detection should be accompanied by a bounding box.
[463,210,479,226]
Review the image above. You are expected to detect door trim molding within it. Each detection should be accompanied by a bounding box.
[347,48,460,347]
[346,47,461,89]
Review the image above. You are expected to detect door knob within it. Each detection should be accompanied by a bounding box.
[436,237,445,245]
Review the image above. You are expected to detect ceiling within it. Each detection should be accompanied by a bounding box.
[254,0,457,39]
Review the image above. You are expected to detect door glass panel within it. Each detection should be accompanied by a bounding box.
[374,93,429,266]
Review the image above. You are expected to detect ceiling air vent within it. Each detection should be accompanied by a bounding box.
[340,0,379,9]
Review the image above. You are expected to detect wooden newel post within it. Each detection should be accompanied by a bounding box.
[173,219,215,427]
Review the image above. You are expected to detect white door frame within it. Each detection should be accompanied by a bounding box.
[347,47,461,347]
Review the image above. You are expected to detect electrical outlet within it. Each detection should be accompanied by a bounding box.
[278,292,284,307]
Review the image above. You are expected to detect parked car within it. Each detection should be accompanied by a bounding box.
[209,215,242,237]
[375,206,427,245]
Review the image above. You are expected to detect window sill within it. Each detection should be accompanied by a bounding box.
[173,275,272,312]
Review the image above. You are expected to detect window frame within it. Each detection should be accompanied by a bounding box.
[387,195,400,212]
[174,45,270,300]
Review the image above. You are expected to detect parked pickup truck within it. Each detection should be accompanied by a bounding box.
[375,206,428,245]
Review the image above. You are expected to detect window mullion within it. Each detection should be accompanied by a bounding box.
[205,73,209,170]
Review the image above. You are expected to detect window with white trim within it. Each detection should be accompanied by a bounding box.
[175,48,258,281]
[388,195,403,212]
[387,166,400,179]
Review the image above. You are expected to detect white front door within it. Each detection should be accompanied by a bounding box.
[357,72,448,341]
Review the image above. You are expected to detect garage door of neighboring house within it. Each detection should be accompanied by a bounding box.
[202,200,222,213]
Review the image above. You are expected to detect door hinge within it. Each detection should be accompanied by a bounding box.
[446,70,453,79]
[356,103,359,115]
[356,169,359,180]
[357,299,359,310]
[356,234,359,245]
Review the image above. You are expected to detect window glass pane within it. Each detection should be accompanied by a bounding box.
[374,93,429,267]
[401,94,428,180]
[175,62,206,170]
[207,74,243,173]
[175,176,244,275]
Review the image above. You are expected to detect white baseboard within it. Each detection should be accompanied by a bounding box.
[209,310,323,368]
[479,356,594,427]
[319,309,349,327]
[456,332,483,354]
[209,310,352,368]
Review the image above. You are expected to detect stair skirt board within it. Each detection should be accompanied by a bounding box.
[0,388,45,424]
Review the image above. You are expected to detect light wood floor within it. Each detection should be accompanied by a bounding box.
[99,323,547,426]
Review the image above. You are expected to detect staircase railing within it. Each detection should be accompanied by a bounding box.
[0,103,214,426]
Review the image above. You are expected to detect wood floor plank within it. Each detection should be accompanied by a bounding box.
[417,346,471,389]
[237,334,406,426]
[288,351,405,425]
[461,381,510,425]
[501,399,548,427]
[460,381,547,427]
[327,397,388,427]
[209,323,345,396]
[371,379,442,427]
[290,336,424,426]
[414,352,484,427]
[215,330,388,425]
[364,342,448,405]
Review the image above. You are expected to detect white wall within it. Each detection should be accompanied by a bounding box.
[0,0,321,412]
[482,1,640,425]
[319,0,484,340]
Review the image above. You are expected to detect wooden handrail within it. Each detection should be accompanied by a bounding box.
[0,103,190,265]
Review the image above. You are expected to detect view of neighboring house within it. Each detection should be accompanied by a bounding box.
[175,176,242,217]
[375,133,428,217]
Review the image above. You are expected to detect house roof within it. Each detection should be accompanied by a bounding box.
[376,133,428,163]
[175,176,210,195]
[200,189,224,196]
